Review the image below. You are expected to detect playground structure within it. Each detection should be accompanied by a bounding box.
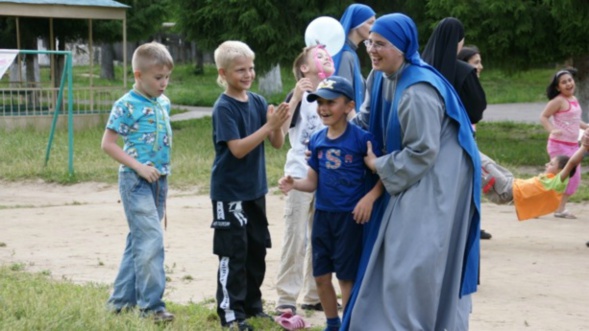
[0,0,129,131]
[0,0,129,176]
[0,49,125,131]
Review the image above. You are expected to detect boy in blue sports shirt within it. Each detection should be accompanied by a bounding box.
[101,42,174,323]
[278,76,383,331]
[209,40,290,331]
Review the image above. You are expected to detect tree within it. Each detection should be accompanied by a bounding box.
[93,0,172,80]
[425,0,589,120]
[174,0,352,95]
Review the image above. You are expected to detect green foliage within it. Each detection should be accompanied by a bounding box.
[546,0,589,56]
[0,18,17,48]
[94,0,172,42]
[424,0,588,70]
[173,0,347,73]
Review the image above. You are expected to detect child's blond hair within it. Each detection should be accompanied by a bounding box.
[292,45,320,81]
[132,42,174,73]
[214,40,255,87]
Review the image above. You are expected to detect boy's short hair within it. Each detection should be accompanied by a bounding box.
[307,76,354,102]
[555,155,576,178]
[214,40,255,87]
[132,42,174,73]
[292,45,318,81]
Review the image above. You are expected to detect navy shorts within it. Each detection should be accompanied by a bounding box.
[311,210,363,281]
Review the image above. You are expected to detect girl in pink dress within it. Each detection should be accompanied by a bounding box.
[540,68,588,218]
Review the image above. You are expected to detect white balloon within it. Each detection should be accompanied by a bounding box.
[304,16,345,56]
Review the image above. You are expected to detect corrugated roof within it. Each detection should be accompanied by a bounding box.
[0,0,129,8]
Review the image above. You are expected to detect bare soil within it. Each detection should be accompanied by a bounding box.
[1,181,588,330]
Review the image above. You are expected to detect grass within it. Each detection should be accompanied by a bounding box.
[0,265,296,331]
[43,63,298,107]
[8,63,553,108]
[1,119,588,200]
[479,68,554,104]
[162,65,555,105]
[0,117,288,192]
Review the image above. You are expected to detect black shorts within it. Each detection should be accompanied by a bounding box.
[311,210,363,280]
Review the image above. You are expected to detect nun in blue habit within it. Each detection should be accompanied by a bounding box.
[343,13,481,331]
[332,3,375,112]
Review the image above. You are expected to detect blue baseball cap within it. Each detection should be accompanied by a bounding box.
[307,76,354,102]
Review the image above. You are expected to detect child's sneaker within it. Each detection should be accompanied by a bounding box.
[152,309,175,323]
[224,320,254,331]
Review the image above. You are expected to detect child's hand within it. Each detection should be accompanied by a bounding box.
[364,141,377,173]
[136,164,161,183]
[278,175,295,194]
[582,128,589,148]
[304,139,311,160]
[551,128,563,136]
[352,195,374,224]
[294,78,313,100]
[267,102,290,131]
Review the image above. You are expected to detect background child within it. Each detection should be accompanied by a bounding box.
[278,76,382,331]
[209,40,290,330]
[101,42,175,323]
[275,45,334,315]
[539,68,589,218]
[458,45,484,78]
[480,134,588,221]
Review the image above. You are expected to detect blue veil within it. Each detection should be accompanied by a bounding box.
[332,4,375,111]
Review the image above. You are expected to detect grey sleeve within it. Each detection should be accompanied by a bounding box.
[337,51,355,84]
[351,70,374,130]
[374,83,444,194]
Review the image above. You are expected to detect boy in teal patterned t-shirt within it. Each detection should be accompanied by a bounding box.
[101,42,175,323]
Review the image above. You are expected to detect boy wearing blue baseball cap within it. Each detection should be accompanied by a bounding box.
[278,76,383,331]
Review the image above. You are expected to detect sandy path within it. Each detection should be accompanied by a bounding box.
[1,181,588,330]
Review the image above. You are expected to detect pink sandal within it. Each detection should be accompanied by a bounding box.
[274,312,311,330]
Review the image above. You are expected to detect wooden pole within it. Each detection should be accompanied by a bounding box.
[89,19,94,112]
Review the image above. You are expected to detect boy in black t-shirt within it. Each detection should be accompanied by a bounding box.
[209,40,290,330]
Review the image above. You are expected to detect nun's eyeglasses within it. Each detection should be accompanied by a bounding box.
[364,40,391,51]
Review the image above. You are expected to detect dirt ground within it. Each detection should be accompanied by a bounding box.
[1,181,588,330]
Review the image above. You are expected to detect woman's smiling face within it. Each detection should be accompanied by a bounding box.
[366,32,404,75]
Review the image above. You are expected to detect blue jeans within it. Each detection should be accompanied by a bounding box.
[107,171,168,312]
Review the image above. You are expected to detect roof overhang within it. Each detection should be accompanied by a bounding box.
[0,3,126,20]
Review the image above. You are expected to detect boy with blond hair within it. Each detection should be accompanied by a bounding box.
[101,42,175,322]
[209,40,290,330]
